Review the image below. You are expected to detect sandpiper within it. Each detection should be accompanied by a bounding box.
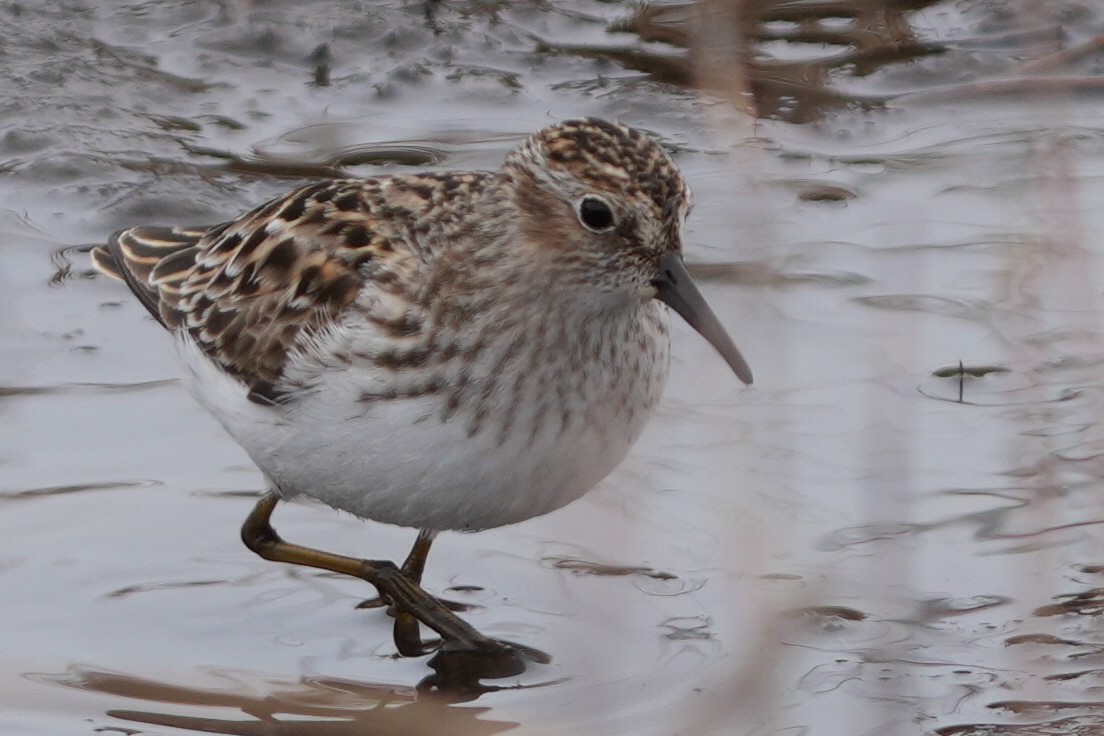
[92,118,752,672]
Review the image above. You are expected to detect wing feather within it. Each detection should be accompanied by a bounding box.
[90,178,438,401]
[93,226,212,328]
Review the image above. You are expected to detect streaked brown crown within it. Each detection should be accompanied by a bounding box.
[505,118,690,226]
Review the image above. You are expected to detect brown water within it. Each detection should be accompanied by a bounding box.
[5,1,1104,734]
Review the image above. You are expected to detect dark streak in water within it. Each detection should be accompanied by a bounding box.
[1045,668,1104,682]
[333,144,444,168]
[1033,588,1104,617]
[1,480,162,503]
[932,363,1011,379]
[852,294,989,320]
[0,380,178,398]
[90,38,222,93]
[106,579,230,599]
[544,555,676,580]
[175,141,448,183]
[919,595,1009,619]
[661,615,714,641]
[690,261,872,287]
[784,605,868,621]
[936,714,1104,735]
[987,700,1104,713]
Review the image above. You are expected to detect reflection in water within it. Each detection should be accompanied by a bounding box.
[547,0,1104,126]
[547,0,944,122]
[38,665,519,735]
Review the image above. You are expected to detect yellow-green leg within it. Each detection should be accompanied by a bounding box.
[241,493,494,656]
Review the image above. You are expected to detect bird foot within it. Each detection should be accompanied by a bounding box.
[425,638,551,686]
[357,594,475,613]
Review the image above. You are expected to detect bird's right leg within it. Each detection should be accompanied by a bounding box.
[239,492,536,671]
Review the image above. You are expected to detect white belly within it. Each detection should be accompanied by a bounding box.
[176,308,670,531]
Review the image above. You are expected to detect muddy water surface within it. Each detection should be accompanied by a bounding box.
[4,2,1104,734]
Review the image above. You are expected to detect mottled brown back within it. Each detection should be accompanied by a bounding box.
[91,176,476,402]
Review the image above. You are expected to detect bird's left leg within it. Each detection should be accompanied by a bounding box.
[389,529,436,653]
[242,494,489,656]
[401,528,436,582]
[358,529,473,613]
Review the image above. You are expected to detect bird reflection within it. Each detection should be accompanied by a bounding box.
[38,663,559,735]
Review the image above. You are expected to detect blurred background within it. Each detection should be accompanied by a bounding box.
[3,1,1104,734]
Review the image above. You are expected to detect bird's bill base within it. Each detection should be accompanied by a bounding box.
[653,251,754,385]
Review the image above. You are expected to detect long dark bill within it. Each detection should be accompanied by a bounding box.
[653,251,753,385]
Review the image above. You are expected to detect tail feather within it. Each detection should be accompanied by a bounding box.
[91,225,213,327]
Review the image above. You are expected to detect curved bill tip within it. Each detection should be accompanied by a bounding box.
[653,252,753,385]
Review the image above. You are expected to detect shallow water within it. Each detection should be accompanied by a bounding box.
[5,1,1104,734]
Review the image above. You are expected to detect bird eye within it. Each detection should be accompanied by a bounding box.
[577,196,616,232]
